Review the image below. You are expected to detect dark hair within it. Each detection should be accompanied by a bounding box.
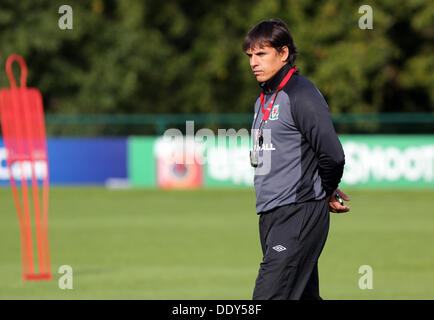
[242,18,298,65]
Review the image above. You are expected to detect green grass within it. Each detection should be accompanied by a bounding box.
[0,187,433,299]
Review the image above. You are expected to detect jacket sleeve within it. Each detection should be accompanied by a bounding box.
[291,83,345,197]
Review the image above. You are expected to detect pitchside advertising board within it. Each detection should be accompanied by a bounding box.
[0,136,432,188]
[339,135,433,188]
[129,135,434,189]
[0,138,127,185]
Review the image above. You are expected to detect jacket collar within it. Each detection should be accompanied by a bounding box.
[259,63,295,94]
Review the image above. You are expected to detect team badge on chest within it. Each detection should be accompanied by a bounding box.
[269,104,280,120]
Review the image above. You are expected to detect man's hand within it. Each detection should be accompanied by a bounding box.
[327,189,350,213]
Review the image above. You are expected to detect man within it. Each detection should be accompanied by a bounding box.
[244,18,350,300]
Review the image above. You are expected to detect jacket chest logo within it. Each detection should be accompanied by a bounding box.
[269,104,280,120]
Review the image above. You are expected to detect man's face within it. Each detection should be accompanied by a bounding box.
[246,44,288,82]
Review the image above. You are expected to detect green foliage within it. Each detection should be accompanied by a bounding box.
[0,0,432,119]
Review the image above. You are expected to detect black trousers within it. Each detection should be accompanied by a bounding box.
[252,199,330,300]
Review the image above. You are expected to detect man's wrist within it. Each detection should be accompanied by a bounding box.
[325,189,335,198]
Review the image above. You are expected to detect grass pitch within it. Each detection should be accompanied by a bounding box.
[0,187,433,299]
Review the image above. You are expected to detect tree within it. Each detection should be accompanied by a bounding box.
[0,0,431,132]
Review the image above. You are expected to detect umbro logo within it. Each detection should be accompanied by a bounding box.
[272,245,286,252]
